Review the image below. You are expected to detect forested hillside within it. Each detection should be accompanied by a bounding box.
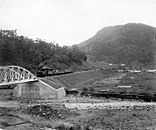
[0,30,88,73]
[78,23,156,66]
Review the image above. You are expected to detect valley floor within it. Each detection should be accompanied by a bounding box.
[1,95,156,130]
[0,70,156,130]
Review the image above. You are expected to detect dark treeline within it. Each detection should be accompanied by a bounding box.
[0,30,87,73]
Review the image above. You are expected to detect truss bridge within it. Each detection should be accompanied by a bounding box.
[0,66,38,86]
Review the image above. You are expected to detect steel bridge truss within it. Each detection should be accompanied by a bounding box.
[0,66,38,86]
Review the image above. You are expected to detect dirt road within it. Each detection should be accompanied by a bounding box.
[0,101,20,108]
[64,101,156,109]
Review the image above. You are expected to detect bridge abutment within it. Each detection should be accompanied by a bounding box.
[13,81,66,99]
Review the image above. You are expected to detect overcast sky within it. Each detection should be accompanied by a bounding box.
[0,0,156,46]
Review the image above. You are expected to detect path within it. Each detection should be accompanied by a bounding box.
[64,101,156,110]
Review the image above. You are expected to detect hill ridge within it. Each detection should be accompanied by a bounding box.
[77,23,156,66]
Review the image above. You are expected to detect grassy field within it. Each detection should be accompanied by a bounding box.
[51,68,117,89]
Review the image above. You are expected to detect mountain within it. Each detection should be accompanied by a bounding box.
[78,23,156,66]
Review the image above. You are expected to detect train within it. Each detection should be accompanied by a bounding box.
[36,66,73,77]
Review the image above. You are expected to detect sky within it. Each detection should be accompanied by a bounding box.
[0,0,156,46]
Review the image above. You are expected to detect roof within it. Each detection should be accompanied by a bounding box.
[117,86,132,88]
[41,66,53,70]
[146,69,156,72]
